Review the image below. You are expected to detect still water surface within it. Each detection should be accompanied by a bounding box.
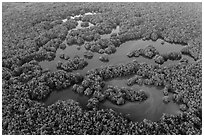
[100,77,181,122]
[44,76,181,122]
[41,13,190,122]
[39,38,194,74]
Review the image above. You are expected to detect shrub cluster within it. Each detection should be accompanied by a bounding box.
[99,54,109,62]
[127,45,185,65]
[84,51,94,59]
[56,56,88,72]
[104,85,148,105]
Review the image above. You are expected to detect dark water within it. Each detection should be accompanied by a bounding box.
[39,39,194,74]
[44,75,181,122]
[99,77,181,122]
[45,88,89,109]
[39,43,87,72]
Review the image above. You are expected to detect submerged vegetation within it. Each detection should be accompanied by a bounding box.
[2,2,202,135]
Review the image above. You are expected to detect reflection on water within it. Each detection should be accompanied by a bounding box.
[62,12,97,23]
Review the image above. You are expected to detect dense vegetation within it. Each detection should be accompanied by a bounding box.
[2,2,202,135]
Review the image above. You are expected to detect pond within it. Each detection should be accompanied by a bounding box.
[39,38,195,74]
[44,75,181,122]
[44,87,89,109]
[100,77,181,122]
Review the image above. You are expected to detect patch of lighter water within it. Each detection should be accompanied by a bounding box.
[70,14,83,19]
[62,19,67,22]
[62,12,98,22]
[84,12,97,15]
